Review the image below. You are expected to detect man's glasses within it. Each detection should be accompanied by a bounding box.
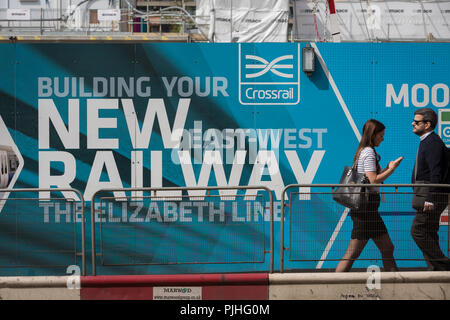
[413,120,429,125]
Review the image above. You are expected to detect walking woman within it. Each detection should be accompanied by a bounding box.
[336,119,403,272]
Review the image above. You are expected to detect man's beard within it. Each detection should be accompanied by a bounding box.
[413,128,426,136]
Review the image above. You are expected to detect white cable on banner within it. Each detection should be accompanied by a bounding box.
[312,0,322,41]
[208,0,216,42]
[360,0,371,41]
[327,0,341,41]
[419,0,430,40]
[323,0,329,41]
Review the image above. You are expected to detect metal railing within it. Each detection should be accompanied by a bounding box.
[0,188,85,276]
[90,186,274,275]
[280,184,450,272]
[1,184,449,276]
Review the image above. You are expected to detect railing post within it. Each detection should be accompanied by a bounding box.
[280,186,286,273]
[91,190,98,276]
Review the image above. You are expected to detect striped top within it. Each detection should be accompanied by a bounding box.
[356,147,379,192]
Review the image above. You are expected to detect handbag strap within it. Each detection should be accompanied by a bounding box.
[352,148,363,170]
[352,147,380,170]
[353,147,374,185]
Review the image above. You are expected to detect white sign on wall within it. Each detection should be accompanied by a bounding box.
[6,9,31,21]
[97,9,121,21]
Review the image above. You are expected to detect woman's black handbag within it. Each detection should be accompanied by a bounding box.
[332,163,369,210]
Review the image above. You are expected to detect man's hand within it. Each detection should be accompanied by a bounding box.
[423,201,434,212]
[387,156,403,170]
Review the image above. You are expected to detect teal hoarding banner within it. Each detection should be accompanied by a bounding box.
[0,42,449,275]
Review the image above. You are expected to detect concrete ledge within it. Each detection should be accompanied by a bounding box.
[0,276,73,288]
[269,271,450,284]
[0,276,80,300]
[0,287,80,300]
[269,272,450,300]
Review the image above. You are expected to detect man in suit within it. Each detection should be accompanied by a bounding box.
[411,108,450,271]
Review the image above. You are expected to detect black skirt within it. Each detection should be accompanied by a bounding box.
[350,193,388,240]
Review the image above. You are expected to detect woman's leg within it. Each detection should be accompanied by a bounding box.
[335,238,368,272]
[373,233,398,271]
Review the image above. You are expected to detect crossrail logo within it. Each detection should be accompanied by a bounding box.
[244,55,294,79]
[438,109,450,147]
[239,44,300,105]
[0,115,23,214]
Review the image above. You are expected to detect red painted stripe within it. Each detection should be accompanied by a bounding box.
[81,273,268,287]
[203,285,267,300]
[80,273,269,300]
[327,0,336,14]
[441,215,448,223]
[81,285,268,300]
[82,287,154,300]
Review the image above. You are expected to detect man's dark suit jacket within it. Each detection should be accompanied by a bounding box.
[412,131,448,201]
